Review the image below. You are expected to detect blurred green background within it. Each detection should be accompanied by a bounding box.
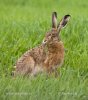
[0,0,88,100]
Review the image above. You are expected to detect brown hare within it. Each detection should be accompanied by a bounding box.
[13,12,71,77]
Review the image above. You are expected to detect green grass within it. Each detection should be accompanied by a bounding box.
[0,0,88,100]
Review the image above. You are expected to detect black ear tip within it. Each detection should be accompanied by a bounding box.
[66,14,71,16]
[53,11,57,14]
[64,15,71,19]
[52,12,57,17]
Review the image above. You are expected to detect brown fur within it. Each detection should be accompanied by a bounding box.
[13,12,70,77]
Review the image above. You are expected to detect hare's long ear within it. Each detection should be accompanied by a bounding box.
[52,12,57,28]
[57,15,71,33]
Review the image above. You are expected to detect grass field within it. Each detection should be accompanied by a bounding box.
[0,0,88,100]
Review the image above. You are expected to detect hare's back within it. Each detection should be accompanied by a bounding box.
[15,45,46,73]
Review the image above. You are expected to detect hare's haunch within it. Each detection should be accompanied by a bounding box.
[13,12,71,77]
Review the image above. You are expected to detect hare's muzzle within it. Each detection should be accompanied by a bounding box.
[42,40,47,45]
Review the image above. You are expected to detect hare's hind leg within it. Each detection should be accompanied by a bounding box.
[14,56,35,76]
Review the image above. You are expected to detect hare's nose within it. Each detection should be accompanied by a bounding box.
[42,40,47,45]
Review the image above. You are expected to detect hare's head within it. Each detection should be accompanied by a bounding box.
[42,12,71,45]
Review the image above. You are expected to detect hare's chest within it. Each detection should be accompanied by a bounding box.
[44,51,64,68]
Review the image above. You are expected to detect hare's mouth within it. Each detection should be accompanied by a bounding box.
[42,40,47,45]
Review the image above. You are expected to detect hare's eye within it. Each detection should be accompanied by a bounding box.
[47,33,51,37]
